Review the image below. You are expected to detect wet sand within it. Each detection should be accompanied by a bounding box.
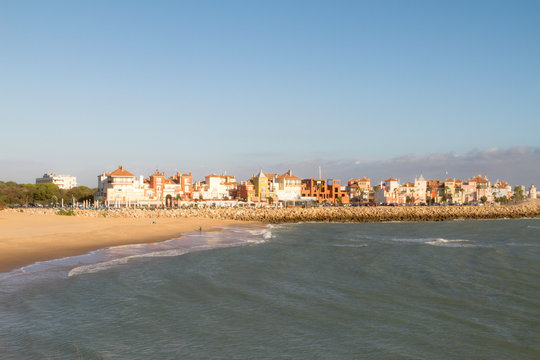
[0,211,254,273]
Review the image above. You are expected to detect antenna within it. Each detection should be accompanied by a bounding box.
[318,166,322,179]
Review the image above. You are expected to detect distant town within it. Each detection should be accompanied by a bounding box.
[20,166,537,208]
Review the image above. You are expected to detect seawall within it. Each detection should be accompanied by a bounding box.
[5,200,539,223]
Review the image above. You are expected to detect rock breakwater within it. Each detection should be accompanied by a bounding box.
[5,200,540,223]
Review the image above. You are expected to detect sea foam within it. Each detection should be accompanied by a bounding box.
[389,237,475,247]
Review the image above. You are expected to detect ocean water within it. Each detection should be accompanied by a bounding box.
[1,219,539,359]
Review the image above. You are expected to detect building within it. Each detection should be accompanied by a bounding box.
[237,181,256,202]
[96,166,147,206]
[301,178,349,204]
[96,166,193,207]
[529,185,537,199]
[491,180,512,201]
[271,170,302,201]
[143,170,194,205]
[36,172,77,189]
[463,174,491,204]
[413,174,427,204]
[374,178,405,204]
[301,178,327,202]
[347,177,372,203]
[252,170,271,202]
[198,174,238,200]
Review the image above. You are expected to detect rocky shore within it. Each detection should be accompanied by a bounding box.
[5,199,539,223]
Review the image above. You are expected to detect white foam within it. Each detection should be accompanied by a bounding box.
[425,238,474,247]
[68,248,192,277]
[389,237,475,247]
[331,244,368,248]
[1,225,272,287]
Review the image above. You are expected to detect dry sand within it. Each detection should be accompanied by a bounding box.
[0,211,255,274]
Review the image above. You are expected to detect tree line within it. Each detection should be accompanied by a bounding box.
[0,181,97,205]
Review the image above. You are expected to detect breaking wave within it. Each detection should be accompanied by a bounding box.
[0,225,272,288]
[389,237,475,247]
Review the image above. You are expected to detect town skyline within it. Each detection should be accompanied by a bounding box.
[2,145,539,188]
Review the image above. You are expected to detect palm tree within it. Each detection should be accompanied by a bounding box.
[427,186,433,205]
[444,186,450,204]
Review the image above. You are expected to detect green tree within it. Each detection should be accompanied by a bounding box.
[480,195,488,204]
[33,183,60,202]
[513,186,524,201]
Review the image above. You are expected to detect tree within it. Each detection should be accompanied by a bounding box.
[513,186,524,201]
[480,195,487,204]
[267,196,274,205]
[33,183,60,202]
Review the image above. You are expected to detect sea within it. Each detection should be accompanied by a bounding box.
[1,219,539,359]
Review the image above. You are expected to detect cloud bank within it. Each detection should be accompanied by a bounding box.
[273,146,540,187]
[1,147,539,187]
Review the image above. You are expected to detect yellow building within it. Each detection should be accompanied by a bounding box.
[252,170,269,200]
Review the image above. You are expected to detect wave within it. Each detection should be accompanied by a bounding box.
[1,226,271,289]
[389,237,475,247]
[425,239,475,247]
[331,244,369,248]
[68,228,271,277]
[68,247,197,277]
[246,228,273,239]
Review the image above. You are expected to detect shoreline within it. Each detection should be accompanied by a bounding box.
[1,200,538,273]
[0,211,258,274]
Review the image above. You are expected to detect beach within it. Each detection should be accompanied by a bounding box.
[0,210,254,274]
[1,199,538,274]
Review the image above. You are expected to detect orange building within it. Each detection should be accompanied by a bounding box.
[145,170,193,205]
[301,178,349,204]
[237,180,256,202]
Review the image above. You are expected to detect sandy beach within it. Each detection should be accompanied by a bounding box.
[2,200,538,274]
[0,211,255,274]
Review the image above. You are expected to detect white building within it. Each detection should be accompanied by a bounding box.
[36,172,77,189]
[414,174,427,203]
[199,174,237,200]
[529,185,537,199]
[96,166,148,206]
[271,170,302,201]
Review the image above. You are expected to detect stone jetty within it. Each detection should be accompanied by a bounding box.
[6,199,540,223]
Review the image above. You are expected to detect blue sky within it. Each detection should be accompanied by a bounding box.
[1,1,539,186]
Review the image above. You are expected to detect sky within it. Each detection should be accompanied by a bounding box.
[1,0,539,187]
